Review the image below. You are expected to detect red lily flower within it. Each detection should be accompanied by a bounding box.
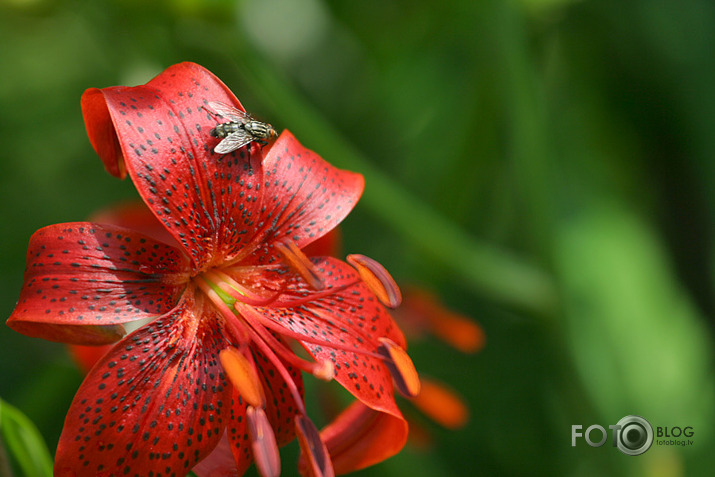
[7,62,417,476]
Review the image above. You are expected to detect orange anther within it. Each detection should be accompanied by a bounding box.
[399,290,485,353]
[377,337,420,398]
[247,406,281,477]
[276,241,325,290]
[295,415,335,477]
[346,254,401,308]
[219,347,266,408]
[409,377,469,429]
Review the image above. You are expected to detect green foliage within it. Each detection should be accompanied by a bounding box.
[0,399,53,477]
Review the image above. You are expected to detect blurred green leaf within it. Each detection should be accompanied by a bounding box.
[0,399,53,477]
[557,205,714,430]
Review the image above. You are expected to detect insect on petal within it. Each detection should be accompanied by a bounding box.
[346,254,402,309]
[295,415,334,477]
[377,338,421,398]
[82,62,265,271]
[219,346,266,409]
[246,406,281,477]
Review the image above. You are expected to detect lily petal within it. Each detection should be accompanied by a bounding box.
[192,431,240,477]
[82,62,264,271]
[7,222,190,345]
[301,228,342,259]
[89,200,179,247]
[300,401,407,475]
[54,290,232,475]
[244,131,364,265]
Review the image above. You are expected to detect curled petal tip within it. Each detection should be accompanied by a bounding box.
[247,406,281,477]
[312,401,408,474]
[219,347,266,408]
[347,254,401,308]
[296,415,335,477]
[377,338,421,398]
[81,88,127,179]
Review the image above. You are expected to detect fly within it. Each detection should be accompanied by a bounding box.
[206,101,277,155]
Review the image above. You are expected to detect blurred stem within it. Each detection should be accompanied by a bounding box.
[495,0,555,258]
[0,434,14,477]
[222,42,558,316]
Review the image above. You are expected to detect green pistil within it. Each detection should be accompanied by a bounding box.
[202,276,236,306]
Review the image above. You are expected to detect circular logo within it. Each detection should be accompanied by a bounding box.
[615,415,653,456]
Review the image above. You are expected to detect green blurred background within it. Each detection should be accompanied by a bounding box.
[1,0,714,475]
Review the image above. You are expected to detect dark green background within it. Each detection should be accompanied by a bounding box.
[1,0,713,476]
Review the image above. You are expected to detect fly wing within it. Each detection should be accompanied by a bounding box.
[214,131,254,154]
[207,101,249,123]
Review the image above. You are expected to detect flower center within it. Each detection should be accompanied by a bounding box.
[189,242,418,477]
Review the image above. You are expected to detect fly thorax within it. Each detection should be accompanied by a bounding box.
[245,121,270,138]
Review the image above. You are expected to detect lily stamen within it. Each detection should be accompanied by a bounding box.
[205,269,285,307]
[247,406,281,477]
[276,241,325,290]
[377,337,421,398]
[234,303,336,381]
[347,254,402,309]
[219,346,266,408]
[295,414,335,477]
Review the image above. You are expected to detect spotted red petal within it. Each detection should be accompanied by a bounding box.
[192,431,240,477]
[243,131,364,265]
[82,62,264,271]
[7,222,190,345]
[54,290,231,475]
[237,257,407,417]
[89,200,179,247]
[301,401,407,475]
[301,228,342,258]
